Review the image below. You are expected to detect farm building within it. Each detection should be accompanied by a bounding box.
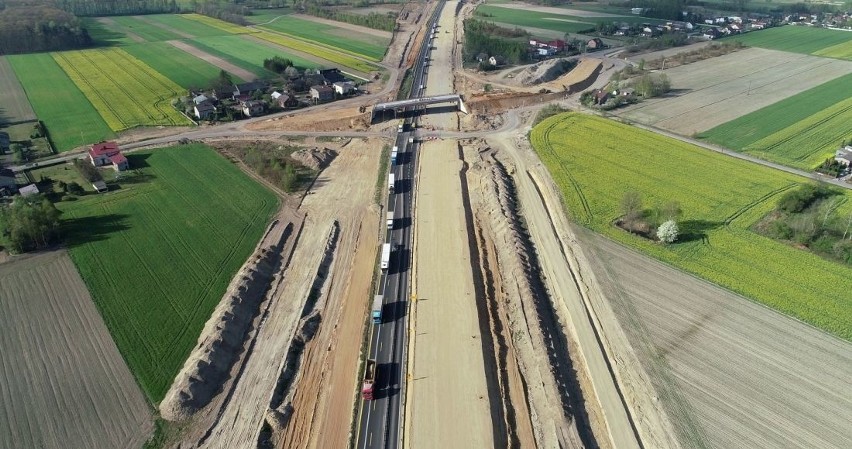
[194,101,216,120]
[192,94,209,105]
[89,142,129,172]
[333,81,356,95]
[0,168,17,194]
[18,184,39,197]
[241,100,266,117]
[92,180,108,193]
[310,85,334,103]
[320,68,346,85]
[0,132,9,152]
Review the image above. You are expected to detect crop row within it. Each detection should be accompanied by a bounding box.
[53,48,191,131]
[531,113,852,341]
[814,40,852,60]
[743,96,852,169]
[254,30,378,74]
[181,13,379,74]
[182,13,257,34]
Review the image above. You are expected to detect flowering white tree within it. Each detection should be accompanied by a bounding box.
[657,220,679,244]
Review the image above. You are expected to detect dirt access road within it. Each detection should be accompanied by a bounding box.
[188,138,381,449]
[0,251,153,449]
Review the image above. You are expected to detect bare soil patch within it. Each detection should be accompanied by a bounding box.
[0,250,153,449]
[408,140,496,448]
[579,231,852,449]
[0,56,36,123]
[167,40,258,82]
[617,48,852,135]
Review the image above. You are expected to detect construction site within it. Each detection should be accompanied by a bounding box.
[2,1,851,449]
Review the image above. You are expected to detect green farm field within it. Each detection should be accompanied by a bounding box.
[110,15,184,41]
[191,35,309,75]
[727,25,852,59]
[7,53,114,151]
[701,73,852,169]
[475,4,662,33]
[123,42,237,88]
[257,15,389,61]
[532,113,852,341]
[142,14,236,39]
[59,144,278,402]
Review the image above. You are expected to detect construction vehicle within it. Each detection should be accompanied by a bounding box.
[362,359,377,400]
[372,295,383,324]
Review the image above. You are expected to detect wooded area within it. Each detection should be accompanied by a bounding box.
[56,0,178,16]
[0,6,92,54]
[463,19,530,65]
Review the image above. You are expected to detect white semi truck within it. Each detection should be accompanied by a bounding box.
[380,243,390,271]
[387,211,394,229]
[388,173,395,193]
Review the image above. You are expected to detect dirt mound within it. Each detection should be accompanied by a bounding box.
[517,58,577,86]
[159,221,293,421]
[290,147,338,171]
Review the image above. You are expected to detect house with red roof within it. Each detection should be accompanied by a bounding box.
[89,141,129,171]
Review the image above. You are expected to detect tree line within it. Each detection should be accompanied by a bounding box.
[304,4,395,32]
[55,0,178,16]
[0,6,92,54]
[0,195,62,253]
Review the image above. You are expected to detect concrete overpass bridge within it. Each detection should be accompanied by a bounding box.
[371,94,468,123]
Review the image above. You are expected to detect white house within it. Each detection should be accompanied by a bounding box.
[333,81,356,95]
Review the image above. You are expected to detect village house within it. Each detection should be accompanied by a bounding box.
[310,85,334,103]
[333,81,356,95]
[276,93,299,109]
[703,27,721,39]
[241,100,266,117]
[88,141,128,172]
[232,81,268,100]
[835,146,852,166]
[194,101,216,120]
[593,89,610,105]
[586,38,605,51]
[0,168,17,195]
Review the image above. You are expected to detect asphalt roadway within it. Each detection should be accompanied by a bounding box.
[356,3,443,449]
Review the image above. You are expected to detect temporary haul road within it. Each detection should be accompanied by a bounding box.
[357,3,444,449]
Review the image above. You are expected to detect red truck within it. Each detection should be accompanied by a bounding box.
[362,359,377,400]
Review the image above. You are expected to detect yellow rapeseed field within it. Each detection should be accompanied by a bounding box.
[53,48,191,131]
[531,113,852,341]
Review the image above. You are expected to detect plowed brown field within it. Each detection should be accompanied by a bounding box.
[0,251,152,449]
